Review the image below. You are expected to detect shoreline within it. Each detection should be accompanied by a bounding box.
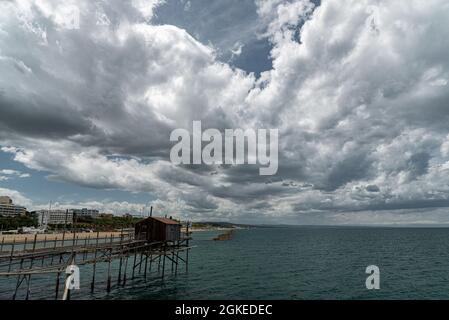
[0,227,243,244]
[0,231,124,244]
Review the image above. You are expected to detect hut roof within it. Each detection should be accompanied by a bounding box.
[151,217,181,225]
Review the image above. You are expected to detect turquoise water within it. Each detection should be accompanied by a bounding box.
[3,226,449,300]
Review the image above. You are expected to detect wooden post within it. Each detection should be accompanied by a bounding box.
[138,253,143,274]
[161,244,166,279]
[175,249,179,276]
[12,275,25,300]
[106,234,113,293]
[55,233,65,300]
[171,250,175,274]
[122,254,129,286]
[25,275,33,300]
[55,271,61,300]
[144,253,149,280]
[25,234,38,300]
[90,231,99,293]
[117,230,124,285]
[41,236,47,267]
[132,249,137,280]
[13,258,24,299]
[62,227,66,248]
[32,234,37,251]
[84,236,89,261]
[50,236,57,265]
[55,251,63,300]
[8,238,15,273]
[64,209,68,239]
[72,232,76,249]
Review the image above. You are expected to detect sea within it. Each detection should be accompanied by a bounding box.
[2,226,449,300]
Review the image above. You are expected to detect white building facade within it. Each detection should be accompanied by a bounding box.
[37,210,74,227]
[72,208,99,219]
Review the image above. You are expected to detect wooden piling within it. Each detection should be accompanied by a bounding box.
[12,258,24,300]
[161,245,166,279]
[83,236,89,260]
[0,222,192,299]
[144,253,149,280]
[8,239,15,273]
[25,234,38,300]
[106,234,113,293]
[138,253,143,274]
[123,255,129,286]
[132,249,137,280]
[117,230,124,285]
[90,231,100,293]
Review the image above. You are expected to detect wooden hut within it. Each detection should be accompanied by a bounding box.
[135,216,181,242]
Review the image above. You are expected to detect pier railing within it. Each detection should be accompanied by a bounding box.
[0,230,192,300]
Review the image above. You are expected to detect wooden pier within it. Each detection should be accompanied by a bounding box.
[0,221,192,300]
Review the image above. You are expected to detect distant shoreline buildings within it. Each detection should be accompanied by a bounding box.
[37,209,74,226]
[1,195,142,229]
[0,195,101,227]
[0,196,26,217]
[36,208,100,227]
[73,208,99,219]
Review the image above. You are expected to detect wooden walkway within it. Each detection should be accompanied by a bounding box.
[0,231,191,300]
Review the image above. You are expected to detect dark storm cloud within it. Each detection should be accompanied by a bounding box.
[323,153,373,191]
[0,93,94,139]
[1,0,449,223]
[407,152,430,180]
[365,185,380,193]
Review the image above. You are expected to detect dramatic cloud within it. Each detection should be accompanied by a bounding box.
[0,187,33,207]
[1,0,449,223]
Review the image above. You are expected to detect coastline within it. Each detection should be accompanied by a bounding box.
[0,227,244,244]
[0,231,124,244]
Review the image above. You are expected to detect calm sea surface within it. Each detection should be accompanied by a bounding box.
[2,226,449,300]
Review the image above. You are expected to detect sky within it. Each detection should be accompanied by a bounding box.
[1,0,449,225]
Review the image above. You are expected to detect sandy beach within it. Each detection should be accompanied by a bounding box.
[0,228,238,244]
[0,231,125,244]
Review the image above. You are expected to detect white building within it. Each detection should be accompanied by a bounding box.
[0,196,26,217]
[37,209,73,227]
[72,208,99,219]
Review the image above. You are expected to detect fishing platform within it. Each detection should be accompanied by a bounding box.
[0,216,192,300]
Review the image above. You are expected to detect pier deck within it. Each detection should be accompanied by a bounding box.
[0,230,192,300]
